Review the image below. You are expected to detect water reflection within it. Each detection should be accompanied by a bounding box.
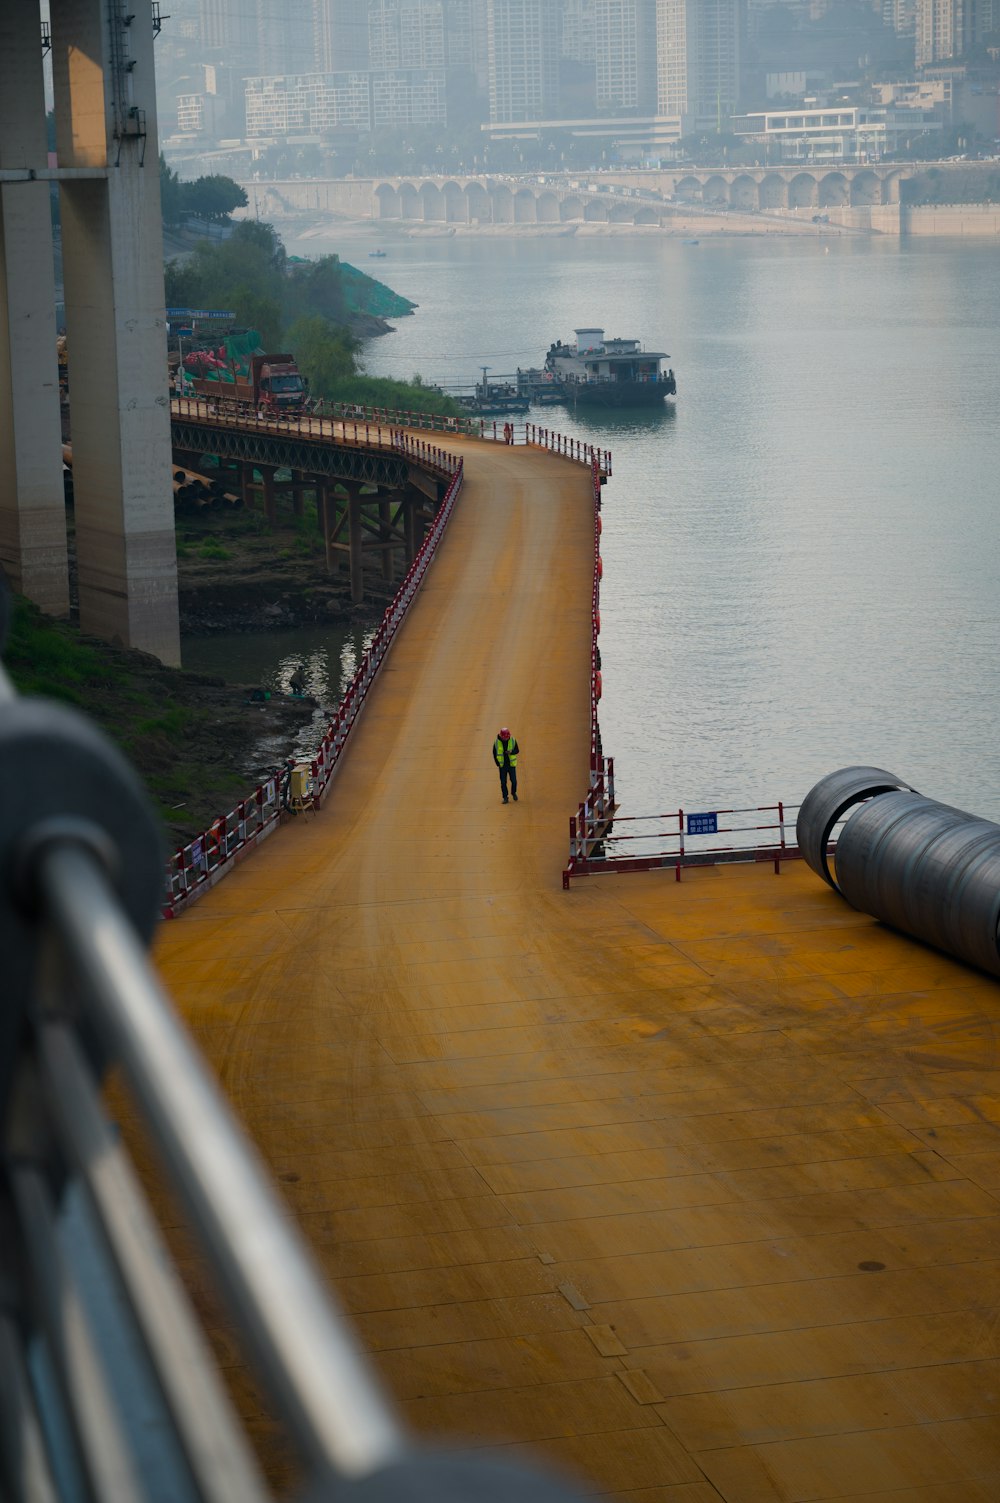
[181,623,373,769]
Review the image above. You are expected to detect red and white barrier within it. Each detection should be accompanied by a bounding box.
[164,455,465,917]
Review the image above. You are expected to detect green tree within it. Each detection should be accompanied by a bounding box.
[182,175,248,224]
[159,154,184,227]
[286,315,359,395]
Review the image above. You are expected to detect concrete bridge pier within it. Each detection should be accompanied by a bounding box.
[50,0,179,664]
[0,4,70,619]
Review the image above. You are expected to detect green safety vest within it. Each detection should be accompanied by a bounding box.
[495,736,518,768]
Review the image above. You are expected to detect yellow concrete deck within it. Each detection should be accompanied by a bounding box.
[154,438,1000,1502]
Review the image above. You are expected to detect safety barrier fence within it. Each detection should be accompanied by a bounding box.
[303,459,464,807]
[172,395,609,475]
[170,397,460,478]
[524,424,612,474]
[164,457,465,917]
[564,800,805,887]
[0,600,584,1503]
[560,454,616,889]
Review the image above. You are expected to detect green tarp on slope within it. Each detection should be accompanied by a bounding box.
[338,263,416,319]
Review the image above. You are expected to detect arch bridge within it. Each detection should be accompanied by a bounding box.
[369,165,911,223]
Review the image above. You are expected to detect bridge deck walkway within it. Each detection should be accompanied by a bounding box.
[151,437,1000,1502]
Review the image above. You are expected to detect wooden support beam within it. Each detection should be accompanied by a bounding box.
[348,486,363,604]
[379,498,394,582]
[261,466,277,525]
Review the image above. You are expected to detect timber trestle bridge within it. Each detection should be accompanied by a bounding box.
[3,411,1000,1503]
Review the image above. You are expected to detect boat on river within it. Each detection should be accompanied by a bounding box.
[543,327,676,409]
[455,375,530,417]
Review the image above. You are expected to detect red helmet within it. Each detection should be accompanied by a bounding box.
[499,726,510,738]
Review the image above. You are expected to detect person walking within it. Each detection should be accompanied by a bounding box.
[493,726,519,803]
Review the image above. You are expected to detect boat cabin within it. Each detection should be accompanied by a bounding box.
[545,327,669,388]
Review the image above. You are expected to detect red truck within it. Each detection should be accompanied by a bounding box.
[186,353,308,416]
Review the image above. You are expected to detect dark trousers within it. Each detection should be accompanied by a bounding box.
[498,763,517,799]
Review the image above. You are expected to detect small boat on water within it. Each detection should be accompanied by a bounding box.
[368,248,387,258]
[456,375,530,416]
[543,328,676,409]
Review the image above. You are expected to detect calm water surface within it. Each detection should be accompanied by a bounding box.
[274,230,1000,819]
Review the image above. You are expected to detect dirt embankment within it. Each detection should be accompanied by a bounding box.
[5,593,317,850]
[174,497,393,633]
[24,493,391,848]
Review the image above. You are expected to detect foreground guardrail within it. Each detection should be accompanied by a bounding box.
[0,582,587,1501]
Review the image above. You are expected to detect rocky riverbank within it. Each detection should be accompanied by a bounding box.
[33,496,391,847]
[5,593,318,849]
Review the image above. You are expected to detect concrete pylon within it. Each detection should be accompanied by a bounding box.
[50,0,180,665]
[0,2,70,617]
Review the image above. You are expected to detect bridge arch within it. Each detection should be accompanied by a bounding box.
[729,174,758,210]
[583,198,608,222]
[759,173,787,210]
[375,182,399,218]
[514,187,537,224]
[703,175,728,205]
[398,180,420,219]
[560,194,584,221]
[442,180,466,222]
[819,171,848,208]
[674,176,702,202]
[420,181,444,221]
[788,172,818,209]
[536,191,560,223]
[492,183,514,223]
[634,206,659,225]
[850,170,880,207]
[466,180,491,223]
[608,199,634,223]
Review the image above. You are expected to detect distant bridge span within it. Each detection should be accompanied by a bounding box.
[246,162,953,226]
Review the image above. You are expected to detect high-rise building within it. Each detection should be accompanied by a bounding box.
[315,0,374,74]
[594,0,657,113]
[486,0,561,123]
[369,2,446,71]
[446,0,489,85]
[882,0,918,36]
[914,0,987,65]
[561,0,597,63]
[255,0,317,76]
[655,0,741,128]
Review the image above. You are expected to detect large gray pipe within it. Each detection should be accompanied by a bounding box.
[797,767,1000,978]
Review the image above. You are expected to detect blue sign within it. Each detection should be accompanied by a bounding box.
[166,308,235,319]
[687,812,718,836]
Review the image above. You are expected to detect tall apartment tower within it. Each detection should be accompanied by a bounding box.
[315,0,374,73]
[255,0,316,76]
[655,0,741,128]
[369,1,446,70]
[595,0,658,113]
[486,0,561,123]
[446,0,489,86]
[916,0,991,64]
[561,0,597,63]
[882,0,918,36]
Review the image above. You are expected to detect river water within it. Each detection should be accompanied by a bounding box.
[193,227,1000,823]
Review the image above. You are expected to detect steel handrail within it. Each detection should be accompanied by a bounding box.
[0,596,586,1502]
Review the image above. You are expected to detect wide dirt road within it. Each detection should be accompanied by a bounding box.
[155,438,1000,1503]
